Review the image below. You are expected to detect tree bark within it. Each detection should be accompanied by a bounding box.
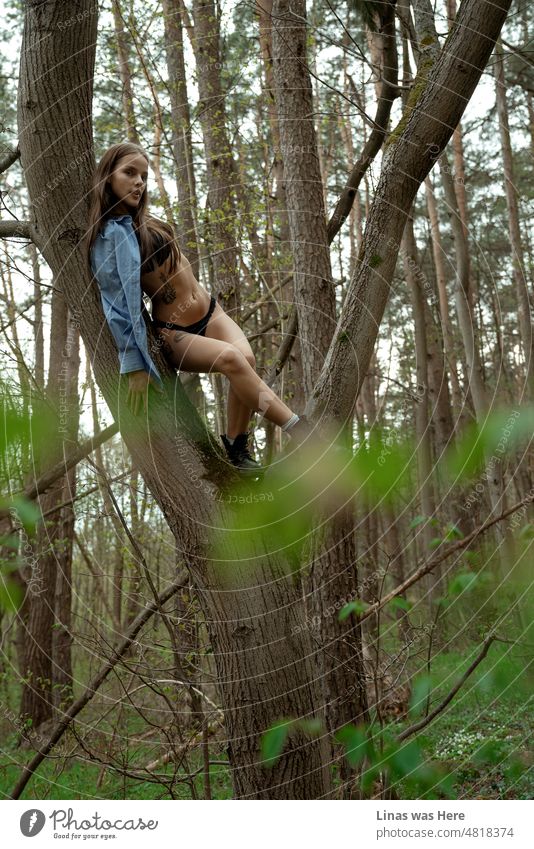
[307,0,512,426]
[19,285,69,728]
[424,175,463,423]
[111,0,140,143]
[271,0,336,397]
[52,312,80,711]
[17,0,332,798]
[494,39,534,399]
[402,216,436,567]
[190,0,241,317]
[162,0,200,276]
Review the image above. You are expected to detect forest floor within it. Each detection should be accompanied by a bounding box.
[0,644,531,800]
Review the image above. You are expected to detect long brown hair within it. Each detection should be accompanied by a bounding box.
[86,142,181,275]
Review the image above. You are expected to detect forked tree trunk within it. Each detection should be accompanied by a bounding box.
[17,0,331,799]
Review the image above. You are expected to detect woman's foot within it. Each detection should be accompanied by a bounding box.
[221,432,264,477]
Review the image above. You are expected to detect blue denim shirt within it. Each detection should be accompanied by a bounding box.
[90,215,163,387]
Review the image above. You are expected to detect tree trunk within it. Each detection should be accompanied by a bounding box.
[52,313,80,711]
[162,0,200,276]
[19,286,68,728]
[17,0,332,798]
[424,175,463,423]
[190,0,241,316]
[307,0,512,426]
[494,39,534,399]
[256,0,290,253]
[402,216,436,573]
[111,0,139,143]
[271,0,336,398]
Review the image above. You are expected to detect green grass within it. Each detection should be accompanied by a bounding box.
[395,644,533,800]
[0,644,530,800]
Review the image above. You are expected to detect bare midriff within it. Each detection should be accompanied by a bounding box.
[140,252,212,327]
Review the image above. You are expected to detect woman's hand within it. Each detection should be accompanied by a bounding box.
[126,369,158,415]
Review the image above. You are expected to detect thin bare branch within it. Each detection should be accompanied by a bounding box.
[9,568,189,800]
[398,634,496,741]
[358,490,534,627]
[2,423,119,519]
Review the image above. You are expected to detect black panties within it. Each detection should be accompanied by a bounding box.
[154,296,217,337]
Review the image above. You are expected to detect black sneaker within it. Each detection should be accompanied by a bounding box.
[221,432,264,477]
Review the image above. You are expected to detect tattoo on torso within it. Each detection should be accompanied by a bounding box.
[159,276,177,304]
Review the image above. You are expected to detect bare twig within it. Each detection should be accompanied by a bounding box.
[1,423,119,520]
[398,634,496,741]
[357,491,534,627]
[9,569,189,799]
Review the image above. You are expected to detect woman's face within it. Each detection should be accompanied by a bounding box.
[107,153,149,213]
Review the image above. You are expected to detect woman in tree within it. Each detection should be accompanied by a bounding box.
[87,142,311,474]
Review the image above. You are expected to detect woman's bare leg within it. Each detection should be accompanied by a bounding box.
[158,327,295,428]
[204,304,260,437]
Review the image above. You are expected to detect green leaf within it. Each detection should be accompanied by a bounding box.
[409,675,432,718]
[8,496,41,532]
[0,578,23,612]
[351,430,415,506]
[298,718,323,736]
[261,719,293,767]
[388,596,412,612]
[386,739,423,779]
[335,724,368,768]
[410,515,427,529]
[473,739,505,765]
[518,523,534,541]
[339,599,369,621]
[447,406,534,479]
[444,523,464,540]
[447,571,478,596]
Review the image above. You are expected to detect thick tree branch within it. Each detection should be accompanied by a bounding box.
[307,0,512,424]
[0,143,20,174]
[0,219,40,245]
